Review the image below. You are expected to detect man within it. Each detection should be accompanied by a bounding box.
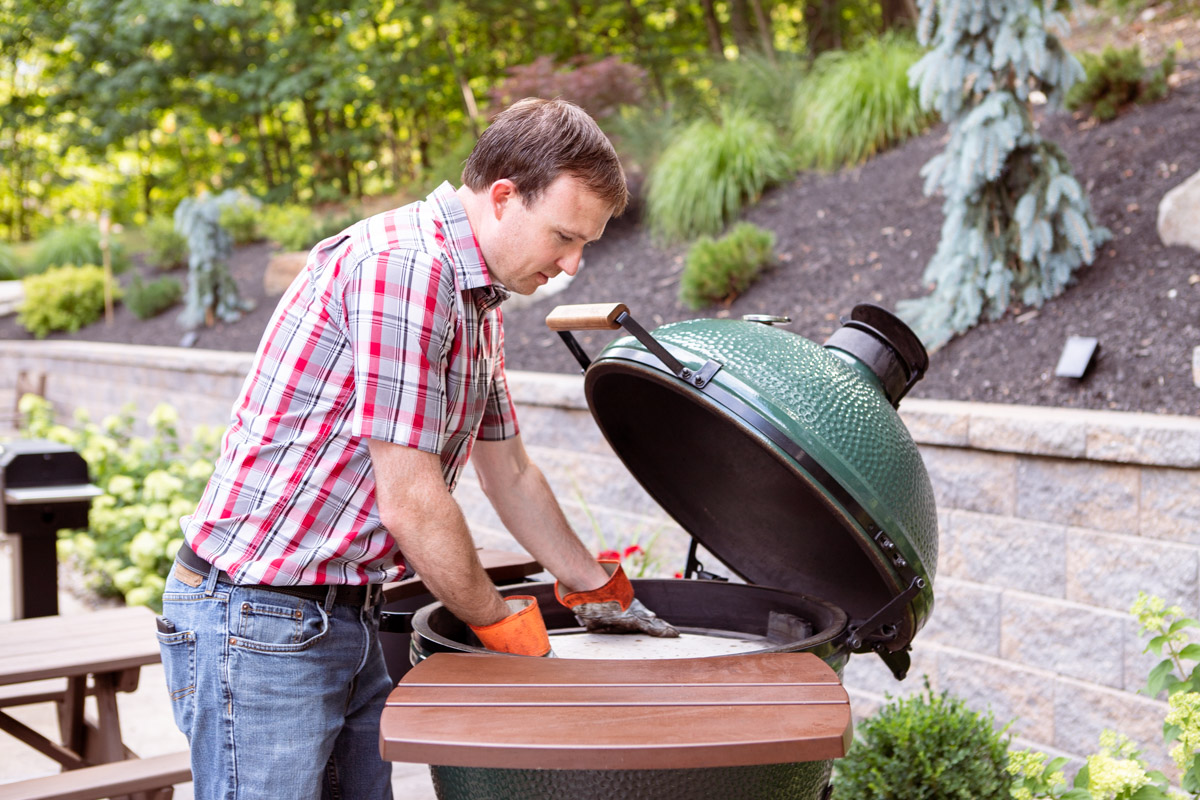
[157,98,676,800]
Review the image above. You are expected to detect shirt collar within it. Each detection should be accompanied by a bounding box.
[427,182,510,311]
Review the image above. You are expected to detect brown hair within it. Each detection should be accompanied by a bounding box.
[462,98,628,216]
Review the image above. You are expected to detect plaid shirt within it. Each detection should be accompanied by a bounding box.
[182,183,518,586]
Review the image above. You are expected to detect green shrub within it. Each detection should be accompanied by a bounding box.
[646,106,793,243]
[1067,46,1175,121]
[0,243,16,280]
[218,197,262,244]
[17,264,117,337]
[680,223,776,309]
[30,223,128,275]
[143,215,188,271]
[832,682,1012,799]
[19,394,221,610]
[125,275,183,320]
[261,204,355,252]
[792,34,934,170]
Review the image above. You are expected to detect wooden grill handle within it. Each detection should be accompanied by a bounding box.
[545,303,629,331]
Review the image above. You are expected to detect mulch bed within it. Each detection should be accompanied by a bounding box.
[3,66,1198,416]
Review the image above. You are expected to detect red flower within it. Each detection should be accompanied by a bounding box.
[673,571,684,579]
[623,545,643,559]
[598,550,620,561]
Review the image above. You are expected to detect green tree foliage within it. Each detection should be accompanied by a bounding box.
[898,0,1110,348]
[2,2,915,241]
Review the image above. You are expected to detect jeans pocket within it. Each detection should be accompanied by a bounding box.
[231,592,329,653]
[156,627,197,734]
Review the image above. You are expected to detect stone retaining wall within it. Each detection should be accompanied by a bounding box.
[2,339,1196,773]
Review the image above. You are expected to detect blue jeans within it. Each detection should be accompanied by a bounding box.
[157,563,395,800]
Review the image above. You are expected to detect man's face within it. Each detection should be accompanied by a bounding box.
[482,175,612,296]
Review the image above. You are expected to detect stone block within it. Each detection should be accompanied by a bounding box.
[1141,467,1200,545]
[527,446,667,519]
[1015,457,1139,533]
[1086,413,1200,468]
[843,646,939,699]
[941,511,1066,597]
[899,399,970,446]
[263,251,308,295]
[920,578,1003,656]
[969,408,1087,458]
[1066,528,1198,613]
[1157,167,1200,251]
[1000,593,1126,688]
[938,649,1056,744]
[1052,678,1172,776]
[515,405,613,456]
[919,445,1016,515]
[508,371,586,411]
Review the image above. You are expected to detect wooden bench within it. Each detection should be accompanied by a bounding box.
[0,750,191,800]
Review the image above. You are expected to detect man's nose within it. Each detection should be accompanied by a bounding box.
[557,248,584,276]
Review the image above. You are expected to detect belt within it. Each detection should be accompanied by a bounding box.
[177,542,380,607]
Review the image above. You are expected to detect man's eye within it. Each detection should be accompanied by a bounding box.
[557,233,572,243]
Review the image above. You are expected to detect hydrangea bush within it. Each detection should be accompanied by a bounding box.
[1007,592,1200,799]
[18,395,221,609]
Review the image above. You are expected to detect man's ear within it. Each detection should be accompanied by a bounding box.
[488,179,519,219]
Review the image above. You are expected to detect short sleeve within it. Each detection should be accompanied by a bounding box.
[343,248,453,452]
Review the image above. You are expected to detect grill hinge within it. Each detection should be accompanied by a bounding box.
[842,575,925,652]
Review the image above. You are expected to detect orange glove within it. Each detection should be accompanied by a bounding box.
[469,596,554,657]
[556,560,679,637]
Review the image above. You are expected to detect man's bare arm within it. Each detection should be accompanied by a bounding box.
[367,438,509,626]
[470,435,609,594]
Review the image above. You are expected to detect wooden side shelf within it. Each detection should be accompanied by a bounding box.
[380,652,852,770]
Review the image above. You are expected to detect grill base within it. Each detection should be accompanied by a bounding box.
[431,761,833,800]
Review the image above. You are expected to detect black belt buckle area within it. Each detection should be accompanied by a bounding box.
[177,542,375,606]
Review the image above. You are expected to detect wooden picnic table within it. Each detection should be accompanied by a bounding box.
[0,605,162,771]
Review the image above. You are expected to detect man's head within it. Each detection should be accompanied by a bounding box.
[462,98,628,219]
[458,99,628,295]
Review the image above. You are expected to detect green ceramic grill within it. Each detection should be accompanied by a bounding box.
[401,301,939,800]
[548,301,937,673]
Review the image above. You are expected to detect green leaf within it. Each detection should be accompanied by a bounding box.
[1178,643,1200,661]
[1073,763,1090,789]
[1128,786,1170,800]
[1061,789,1093,799]
[1144,660,1174,696]
[1169,618,1200,634]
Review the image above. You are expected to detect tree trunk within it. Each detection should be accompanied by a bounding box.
[803,0,841,57]
[140,131,153,220]
[729,0,757,54]
[623,0,668,101]
[749,0,776,62]
[302,97,326,184]
[699,0,725,57]
[880,0,918,30]
[254,111,277,191]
